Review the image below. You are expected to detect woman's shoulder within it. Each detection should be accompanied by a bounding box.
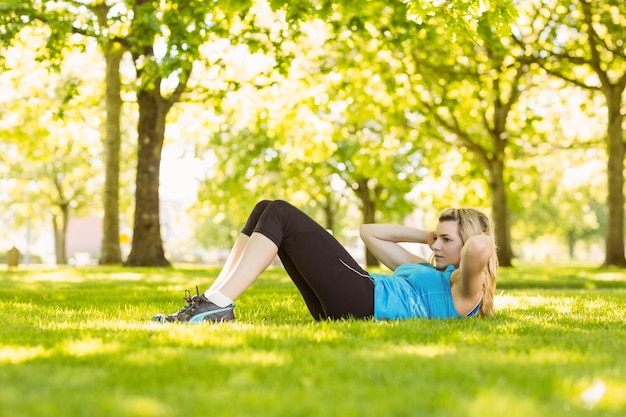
[395,262,455,276]
[397,262,454,272]
[371,263,455,282]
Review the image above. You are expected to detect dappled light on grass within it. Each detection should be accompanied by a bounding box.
[13,269,86,283]
[113,396,170,417]
[299,323,343,342]
[467,389,539,417]
[1,265,219,287]
[495,292,587,315]
[217,350,287,367]
[0,337,123,364]
[583,378,626,411]
[586,271,626,282]
[497,265,626,290]
[2,265,626,416]
[495,291,626,320]
[0,345,48,364]
[43,320,171,332]
[365,343,455,359]
[3,267,152,284]
[61,338,122,357]
[556,377,626,413]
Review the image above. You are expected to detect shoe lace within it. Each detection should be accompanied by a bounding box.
[175,286,202,316]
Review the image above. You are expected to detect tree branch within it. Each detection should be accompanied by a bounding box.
[538,65,601,91]
[168,67,191,106]
[580,0,610,87]
[418,96,491,168]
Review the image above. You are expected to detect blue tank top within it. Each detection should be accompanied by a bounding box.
[369,263,479,320]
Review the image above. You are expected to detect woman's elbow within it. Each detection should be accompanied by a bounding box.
[464,235,493,260]
[359,224,374,240]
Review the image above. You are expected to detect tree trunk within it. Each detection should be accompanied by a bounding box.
[52,204,69,265]
[567,229,575,260]
[354,178,379,267]
[602,84,626,267]
[125,88,171,267]
[322,200,335,232]
[99,47,124,265]
[489,157,513,267]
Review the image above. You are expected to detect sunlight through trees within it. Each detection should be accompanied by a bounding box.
[0,0,621,267]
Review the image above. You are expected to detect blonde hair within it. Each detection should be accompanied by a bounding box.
[437,208,498,317]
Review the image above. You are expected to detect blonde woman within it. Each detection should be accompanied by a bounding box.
[361,208,498,319]
[153,200,497,323]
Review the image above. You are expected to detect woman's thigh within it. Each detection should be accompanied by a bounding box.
[255,200,374,319]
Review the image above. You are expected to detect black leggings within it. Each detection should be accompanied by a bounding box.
[241,200,374,320]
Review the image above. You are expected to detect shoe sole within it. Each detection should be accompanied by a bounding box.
[188,308,235,323]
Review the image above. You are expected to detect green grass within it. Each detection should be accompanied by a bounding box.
[1,264,625,417]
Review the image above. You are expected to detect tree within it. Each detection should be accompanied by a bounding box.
[121,0,201,266]
[0,0,34,54]
[119,0,326,266]
[9,1,129,264]
[504,77,608,261]
[391,11,545,267]
[134,0,516,265]
[3,0,519,266]
[510,147,605,260]
[19,0,259,266]
[318,2,527,266]
[0,32,103,264]
[188,1,519,262]
[94,4,125,265]
[324,77,423,266]
[403,0,514,36]
[191,5,427,266]
[517,0,626,267]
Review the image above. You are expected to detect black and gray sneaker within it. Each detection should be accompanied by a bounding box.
[152,287,235,323]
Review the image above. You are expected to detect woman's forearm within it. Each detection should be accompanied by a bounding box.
[360,224,435,245]
[459,234,493,296]
[359,224,433,270]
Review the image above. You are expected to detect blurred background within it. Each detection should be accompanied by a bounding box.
[0,0,622,268]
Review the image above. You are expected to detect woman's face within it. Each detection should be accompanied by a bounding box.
[431,220,464,269]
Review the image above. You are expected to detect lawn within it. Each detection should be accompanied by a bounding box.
[1,264,625,417]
